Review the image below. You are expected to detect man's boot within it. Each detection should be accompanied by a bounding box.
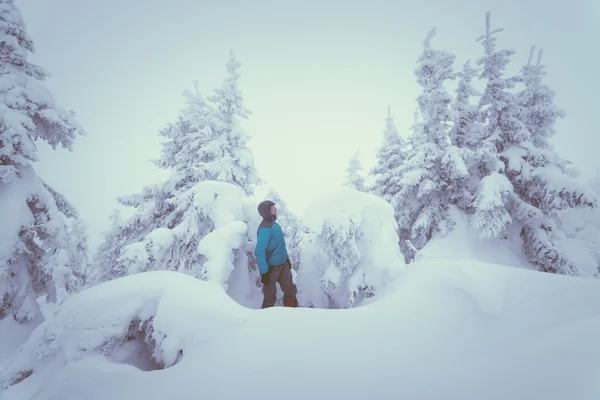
[283,296,298,307]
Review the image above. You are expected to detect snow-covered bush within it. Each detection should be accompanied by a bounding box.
[0,271,252,390]
[296,186,405,309]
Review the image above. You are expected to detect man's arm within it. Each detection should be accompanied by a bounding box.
[254,227,271,275]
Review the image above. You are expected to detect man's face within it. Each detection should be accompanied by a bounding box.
[270,205,277,216]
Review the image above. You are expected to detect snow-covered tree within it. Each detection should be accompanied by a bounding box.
[344,149,366,192]
[449,60,482,152]
[370,107,407,202]
[92,55,264,305]
[87,209,124,285]
[391,28,470,257]
[296,187,404,309]
[469,13,598,276]
[206,50,261,196]
[0,0,86,322]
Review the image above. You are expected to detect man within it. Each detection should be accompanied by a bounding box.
[255,200,298,308]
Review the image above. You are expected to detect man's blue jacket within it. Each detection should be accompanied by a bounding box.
[254,200,289,274]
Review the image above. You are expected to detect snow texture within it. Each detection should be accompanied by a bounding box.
[3,258,600,399]
[296,186,404,308]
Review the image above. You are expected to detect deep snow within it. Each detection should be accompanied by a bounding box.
[2,256,600,400]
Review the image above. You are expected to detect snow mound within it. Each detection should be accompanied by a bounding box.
[3,258,600,400]
[419,205,531,269]
[0,271,251,390]
[297,186,405,308]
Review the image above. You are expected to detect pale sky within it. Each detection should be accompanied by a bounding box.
[18,0,598,250]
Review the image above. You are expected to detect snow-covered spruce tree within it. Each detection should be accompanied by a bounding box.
[343,149,366,192]
[449,60,482,154]
[87,209,124,285]
[370,107,407,202]
[0,0,87,321]
[391,28,470,258]
[470,13,597,275]
[92,55,263,303]
[207,50,261,196]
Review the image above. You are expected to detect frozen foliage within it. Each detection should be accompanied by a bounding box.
[370,107,407,202]
[467,13,598,275]
[153,63,260,196]
[449,60,482,154]
[205,51,261,195]
[391,28,470,257]
[0,0,87,322]
[3,257,600,399]
[92,54,264,304]
[343,149,366,192]
[90,180,262,307]
[296,186,404,309]
[0,0,84,184]
[0,167,85,322]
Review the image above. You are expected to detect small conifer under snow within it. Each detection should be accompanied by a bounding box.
[90,53,264,305]
[343,149,367,192]
[370,107,407,203]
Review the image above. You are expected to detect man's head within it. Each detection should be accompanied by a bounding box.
[257,200,276,219]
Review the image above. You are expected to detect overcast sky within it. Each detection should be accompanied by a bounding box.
[18,0,598,250]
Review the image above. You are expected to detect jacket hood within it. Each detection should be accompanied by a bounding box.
[257,200,275,219]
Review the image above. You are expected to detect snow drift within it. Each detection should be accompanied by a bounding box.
[296,186,405,308]
[2,258,600,400]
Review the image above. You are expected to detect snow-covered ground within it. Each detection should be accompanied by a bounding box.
[2,256,600,400]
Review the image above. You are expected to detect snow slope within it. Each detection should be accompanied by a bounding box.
[2,258,600,400]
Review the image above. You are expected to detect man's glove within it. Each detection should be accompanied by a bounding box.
[261,272,270,285]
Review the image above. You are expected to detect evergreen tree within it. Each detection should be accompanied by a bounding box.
[391,28,470,256]
[449,61,482,152]
[344,149,366,192]
[92,54,262,291]
[370,106,407,203]
[470,13,597,275]
[0,0,86,321]
[207,50,261,196]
